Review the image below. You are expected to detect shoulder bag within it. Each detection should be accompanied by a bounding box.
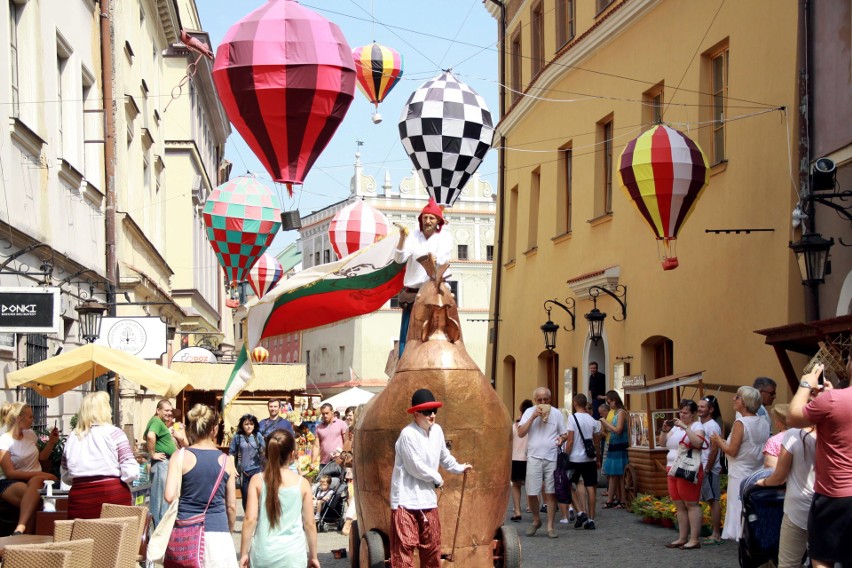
[573,414,596,459]
[147,448,184,562]
[668,432,703,484]
[163,451,228,568]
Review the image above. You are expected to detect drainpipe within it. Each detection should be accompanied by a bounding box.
[797,0,819,321]
[100,0,117,309]
[487,0,506,390]
[100,0,118,423]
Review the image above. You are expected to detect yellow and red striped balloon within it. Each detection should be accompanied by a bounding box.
[352,42,403,122]
[618,125,710,270]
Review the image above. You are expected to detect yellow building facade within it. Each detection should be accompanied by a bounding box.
[485,0,804,420]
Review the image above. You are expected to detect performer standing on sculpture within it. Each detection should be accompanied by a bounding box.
[390,389,472,568]
[393,199,452,356]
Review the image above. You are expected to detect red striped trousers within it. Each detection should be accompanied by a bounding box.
[390,507,442,568]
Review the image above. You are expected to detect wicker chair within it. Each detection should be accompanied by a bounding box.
[99,504,150,562]
[2,547,72,568]
[53,518,130,568]
[2,538,94,568]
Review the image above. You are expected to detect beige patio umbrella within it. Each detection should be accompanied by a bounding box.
[5,343,188,398]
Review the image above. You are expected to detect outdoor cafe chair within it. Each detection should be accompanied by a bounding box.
[2,538,93,568]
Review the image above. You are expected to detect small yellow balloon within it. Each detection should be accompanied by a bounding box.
[251,346,269,363]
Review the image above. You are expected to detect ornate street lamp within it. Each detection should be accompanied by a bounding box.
[540,299,575,351]
[789,233,834,286]
[75,299,108,343]
[584,285,627,346]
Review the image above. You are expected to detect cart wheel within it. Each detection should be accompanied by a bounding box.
[349,521,360,568]
[493,524,521,568]
[317,521,326,533]
[360,530,387,568]
[623,464,638,505]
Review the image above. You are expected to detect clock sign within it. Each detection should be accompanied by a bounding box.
[107,319,147,354]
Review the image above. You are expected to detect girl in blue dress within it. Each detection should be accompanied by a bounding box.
[599,390,629,508]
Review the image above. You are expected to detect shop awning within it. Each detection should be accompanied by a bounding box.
[172,362,306,392]
[623,371,704,395]
[754,314,852,391]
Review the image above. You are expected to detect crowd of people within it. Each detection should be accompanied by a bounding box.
[2,353,850,567]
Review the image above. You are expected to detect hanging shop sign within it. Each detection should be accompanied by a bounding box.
[171,346,218,364]
[0,287,61,333]
[95,316,167,359]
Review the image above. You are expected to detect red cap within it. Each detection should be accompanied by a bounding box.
[418,198,446,233]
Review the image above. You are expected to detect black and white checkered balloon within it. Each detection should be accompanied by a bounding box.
[398,72,493,207]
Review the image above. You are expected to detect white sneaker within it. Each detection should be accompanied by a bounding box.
[559,519,570,524]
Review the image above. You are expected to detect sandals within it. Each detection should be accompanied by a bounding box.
[664,541,687,549]
[702,537,723,546]
[602,499,624,509]
[682,542,702,550]
[510,515,522,522]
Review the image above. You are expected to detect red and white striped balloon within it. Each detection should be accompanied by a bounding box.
[329,200,389,260]
[247,253,284,298]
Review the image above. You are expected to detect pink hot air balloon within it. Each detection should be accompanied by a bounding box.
[212,0,356,195]
[247,253,284,298]
[328,200,389,260]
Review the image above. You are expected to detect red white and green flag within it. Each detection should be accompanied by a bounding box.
[223,229,405,407]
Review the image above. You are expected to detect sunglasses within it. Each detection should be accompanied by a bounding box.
[418,409,438,417]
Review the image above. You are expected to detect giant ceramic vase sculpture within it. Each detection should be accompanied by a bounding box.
[352,260,516,567]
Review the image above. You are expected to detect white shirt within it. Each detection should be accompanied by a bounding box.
[566,412,602,463]
[665,421,706,468]
[519,407,566,462]
[61,424,139,486]
[700,418,722,472]
[394,229,452,288]
[727,416,770,479]
[0,430,41,478]
[390,422,465,510]
[781,428,816,529]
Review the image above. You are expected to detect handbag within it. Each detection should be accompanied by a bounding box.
[554,448,573,504]
[668,434,702,484]
[147,449,184,563]
[573,414,596,460]
[163,451,228,568]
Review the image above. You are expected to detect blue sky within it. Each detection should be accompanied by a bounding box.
[197,0,499,252]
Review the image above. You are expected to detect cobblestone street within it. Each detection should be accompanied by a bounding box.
[232,497,740,567]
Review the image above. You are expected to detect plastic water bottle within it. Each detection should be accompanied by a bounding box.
[42,479,56,512]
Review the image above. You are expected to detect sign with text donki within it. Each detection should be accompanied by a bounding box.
[0,287,61,333]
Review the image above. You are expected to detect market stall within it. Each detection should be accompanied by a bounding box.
[622,371,705,502]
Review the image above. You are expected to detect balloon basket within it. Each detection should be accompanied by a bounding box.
[280,210,302,231]
[371,112,382,124]
[657,239,679,271]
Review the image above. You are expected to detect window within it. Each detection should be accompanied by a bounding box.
[25,334,49,431]
[314,251,320,266]
[556,0,575,47]
[507,185,518,263]
[527,168,540,251]
[486,245,494,261]
[57,54,65,153]
[596,0,615,14]
[447,281,459,306]
[510,32,522,103]
[643,83,664,126]
[323,250,330,263]
[9,1,19,118]
[596,117,614,215]
[531,1,544,77]
[711,48,729,164]
[556,145,573,234]
[457,244,468,260]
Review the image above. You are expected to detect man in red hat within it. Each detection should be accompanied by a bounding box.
[394,199,453,356]
[390,389,471,567]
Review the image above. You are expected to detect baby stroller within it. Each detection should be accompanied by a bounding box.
[313,462,348,533]
[738,469,786,568]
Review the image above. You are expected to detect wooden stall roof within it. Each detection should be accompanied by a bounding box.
[754,314,852,390]
[623,371,704,395]
[172,362,306,392]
